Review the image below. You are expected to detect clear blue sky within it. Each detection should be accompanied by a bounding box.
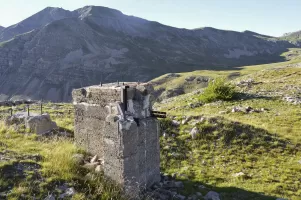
[0,0,300,37]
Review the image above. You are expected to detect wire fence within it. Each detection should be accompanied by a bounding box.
[0,103,73,121]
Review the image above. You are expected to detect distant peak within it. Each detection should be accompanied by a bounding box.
[76,5,123,18]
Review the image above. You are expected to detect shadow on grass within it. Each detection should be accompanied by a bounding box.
[0,160,42,198]
[160,116,298,200]
[177,179,278,200]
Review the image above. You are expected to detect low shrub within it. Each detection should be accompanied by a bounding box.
[199,77,236,103]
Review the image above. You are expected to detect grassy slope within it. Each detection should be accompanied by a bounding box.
[151,48,301,100]
[0,104,126,200]
[154,51,301,199]
[1,49,301,199]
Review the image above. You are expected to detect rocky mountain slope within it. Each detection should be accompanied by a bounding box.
[0,7,75,42]
[0,26,4,31]
[281,30,301,46]
[0,6,297,101]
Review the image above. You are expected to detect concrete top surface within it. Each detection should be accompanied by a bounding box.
[85,82,151,89]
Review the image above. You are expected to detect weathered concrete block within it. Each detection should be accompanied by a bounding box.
[72,82,160,195]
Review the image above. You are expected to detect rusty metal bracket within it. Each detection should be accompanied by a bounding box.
[151,111,167,118]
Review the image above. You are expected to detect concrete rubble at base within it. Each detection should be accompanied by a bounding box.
[5,112,58,134]
[72,82,161,196]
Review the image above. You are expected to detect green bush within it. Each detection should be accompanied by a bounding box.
[199,77,236,103]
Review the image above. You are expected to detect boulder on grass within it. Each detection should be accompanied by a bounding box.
[25,114,57,134]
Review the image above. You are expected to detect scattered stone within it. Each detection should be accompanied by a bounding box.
[232,106,243,113]
[196,76,209,83]
[83,162,98,170]
[204,191,220,200]
[245,106,253,112]
[232,172,245,177]
[198,185,206,189]
[189,102,202,108]
[65,187,76,196]
[59,187,76,199]
[90,155,98,163]
[161,88,185,99]
[172,120,181,127]
[199,117,206,123]
[236,79,254,87]
[182,116,192,124]
[185,76,196,82]
[190,127,199,139]
[283,96,301,104]
[261,108,268,112]
[44,194,55,200]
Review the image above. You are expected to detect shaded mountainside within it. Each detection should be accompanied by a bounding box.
[0,6,297,101]
[0,26,4,31]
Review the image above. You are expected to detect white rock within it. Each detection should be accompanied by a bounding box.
[83,162,98,170]
[172,120,180,126]
[25,113,58,134]
[65,187,76,196]
[44,195,55,200]
[59,187,76,198]
[190,127,199,139]
[90,155,98,163]
[232,172,245,177]
[204,191,220,200]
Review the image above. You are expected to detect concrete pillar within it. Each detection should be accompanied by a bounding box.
[72,82,160,195]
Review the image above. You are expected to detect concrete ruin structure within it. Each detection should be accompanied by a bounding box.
[72,82,161,194]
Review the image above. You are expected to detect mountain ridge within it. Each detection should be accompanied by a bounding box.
[0,5,298,101]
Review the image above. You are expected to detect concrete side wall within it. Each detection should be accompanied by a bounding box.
[103,115,160,192]
[73,86,122,159]
[74,104,106,159]
[103,117,124,184]
[142,118,161,187]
